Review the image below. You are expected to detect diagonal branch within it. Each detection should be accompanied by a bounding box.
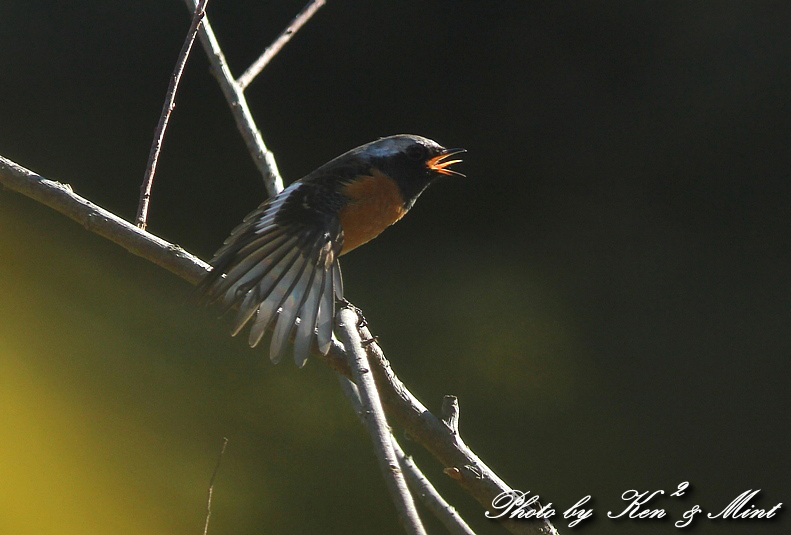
[202,437,228,535]
[136,0,209,230]
[237,0,327,91]
[394,439,478,535]
[337,375,478,535]
[0,154,558,535]
[182,0,284,197]
[0,155,208,283]
[336,307,428,535]
[358,323,558,535]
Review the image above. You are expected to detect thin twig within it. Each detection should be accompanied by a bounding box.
[236,0,327,91]
[182,0,283,197]
[203,437,229,535]
[136,0,208,230]
[337,376,478,535]
[336,307,427,535]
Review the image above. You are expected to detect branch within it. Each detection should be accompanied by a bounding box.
[203,437,228,535]
[182,0,284,197]
[336,376,478,535]
[236,0,327,91]
[394,439,477,535]
[1,154,557,535]
[0,155,208,283]
[336,308,427,535]
[356,322,559,535]
[136,0,208,230]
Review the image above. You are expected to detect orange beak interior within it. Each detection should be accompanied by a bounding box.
[427,149,466,176]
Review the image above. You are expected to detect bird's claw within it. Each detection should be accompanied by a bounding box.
[339,298,368,328]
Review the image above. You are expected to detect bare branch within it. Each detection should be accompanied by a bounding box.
[0,155,208,283]
[395,441,478,535]
[203,437,229,535]
[182,0,284,197]
[356,324,559,535]
[337,376,478,535]
[237,0,327,91]
[336,307,427,535]
[136,0,209,230]
[0,154,558,535]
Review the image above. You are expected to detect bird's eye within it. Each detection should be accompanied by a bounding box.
[405,143,426,161]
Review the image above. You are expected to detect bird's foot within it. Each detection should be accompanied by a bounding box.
[339,298,369,328]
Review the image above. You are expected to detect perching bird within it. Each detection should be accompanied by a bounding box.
[199,134,464,367]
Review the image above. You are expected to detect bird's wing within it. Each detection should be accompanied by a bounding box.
[199,181,344,367]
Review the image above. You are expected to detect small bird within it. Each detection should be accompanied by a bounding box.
[199,134,464,366]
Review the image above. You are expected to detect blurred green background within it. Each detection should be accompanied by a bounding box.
[1,2,788,534]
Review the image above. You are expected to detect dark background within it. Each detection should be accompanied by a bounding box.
[1,2,788,534]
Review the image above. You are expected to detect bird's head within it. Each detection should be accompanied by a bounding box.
[355,134,465,205]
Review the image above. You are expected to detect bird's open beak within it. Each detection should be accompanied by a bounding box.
[427,148,466,177]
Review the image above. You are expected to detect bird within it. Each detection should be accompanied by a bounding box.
[199,134,465,367]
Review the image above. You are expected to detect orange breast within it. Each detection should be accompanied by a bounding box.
[338,170,407,255]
